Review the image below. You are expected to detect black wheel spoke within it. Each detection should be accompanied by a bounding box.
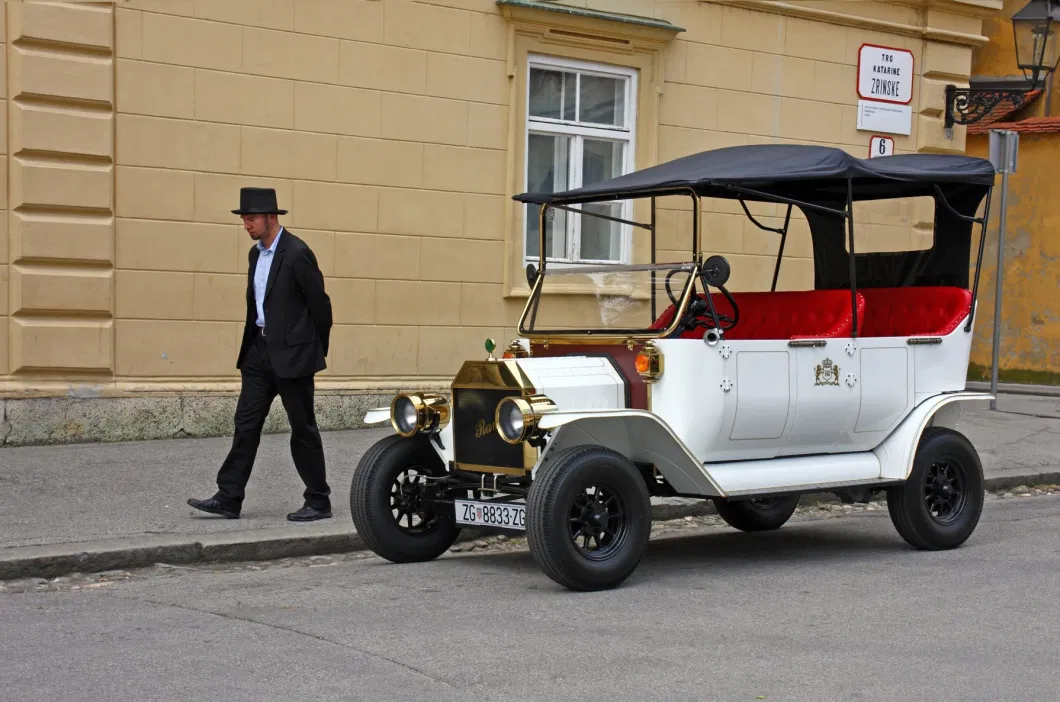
[564,482,630,558]
[387,466,439,534]
[922,458,968,526]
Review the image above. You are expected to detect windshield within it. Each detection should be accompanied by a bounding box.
[519,262,698,336]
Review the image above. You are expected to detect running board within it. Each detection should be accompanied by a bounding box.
[705,453,883,497]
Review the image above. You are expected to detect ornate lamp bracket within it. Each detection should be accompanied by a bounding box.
[944,84,1033,129]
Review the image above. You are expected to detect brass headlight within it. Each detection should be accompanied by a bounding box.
[390,392,450,437]
[495,394,556,444]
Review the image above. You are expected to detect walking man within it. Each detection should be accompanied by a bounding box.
[188,187,334,522]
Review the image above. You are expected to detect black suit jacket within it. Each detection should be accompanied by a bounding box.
[236,228,333,379]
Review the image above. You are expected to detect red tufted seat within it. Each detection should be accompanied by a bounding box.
[651,290,864,340]
[858,286,972,338]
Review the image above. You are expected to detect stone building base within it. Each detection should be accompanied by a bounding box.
[0,387,438,447]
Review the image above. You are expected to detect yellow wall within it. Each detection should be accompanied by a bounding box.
[966,132,1060,383]
[0,6,6,379]
[962,0,1060,383]
[1,0,1001,408]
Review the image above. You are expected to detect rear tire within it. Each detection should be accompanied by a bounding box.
[350,434,460,564]
[714,495,799,532]
[886,427,984,550]
[526,445,652,591]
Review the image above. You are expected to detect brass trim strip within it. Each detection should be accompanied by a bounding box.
[454,462,528,476]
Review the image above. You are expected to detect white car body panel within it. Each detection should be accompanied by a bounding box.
[647,314,977,463]
[515,356,626,411]
[706,453,883,497]
[361,310,987,498]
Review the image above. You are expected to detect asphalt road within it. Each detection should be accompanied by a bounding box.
[2,492,1058,701]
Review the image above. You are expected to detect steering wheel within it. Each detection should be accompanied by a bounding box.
[699,255,739,332]
[663,268,684,308]
[662,258,741,336]
[668,256,740,337]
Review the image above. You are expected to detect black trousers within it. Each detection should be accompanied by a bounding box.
[215,331,331,510]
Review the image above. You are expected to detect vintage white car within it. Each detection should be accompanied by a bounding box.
[350,143,998,591]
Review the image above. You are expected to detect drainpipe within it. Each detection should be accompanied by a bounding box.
[1047,71,1055,116]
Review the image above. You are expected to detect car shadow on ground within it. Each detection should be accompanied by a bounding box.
[409,512,936,589]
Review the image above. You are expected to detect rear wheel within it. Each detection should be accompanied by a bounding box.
[526,445,652,591]
[886,427,984,550]
[350,434,460,563]
[714,495,799,532]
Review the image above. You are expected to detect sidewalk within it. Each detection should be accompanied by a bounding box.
[2,392,1058,580]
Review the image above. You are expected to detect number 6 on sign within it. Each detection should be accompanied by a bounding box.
[870,135,894,158]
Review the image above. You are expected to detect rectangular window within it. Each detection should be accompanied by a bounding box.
[523,55,637,265]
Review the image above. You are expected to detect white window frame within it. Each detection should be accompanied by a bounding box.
[523,54,638,267]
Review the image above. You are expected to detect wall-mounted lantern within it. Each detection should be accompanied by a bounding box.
[945,0,1060,128]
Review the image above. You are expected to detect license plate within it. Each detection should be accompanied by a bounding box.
[454,499,526,531]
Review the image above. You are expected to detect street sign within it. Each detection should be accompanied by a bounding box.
[857,44,914,105]
[857,101,912,135]
[989,129,1019,173]
[856,44,914,136]
[869,135,895,158]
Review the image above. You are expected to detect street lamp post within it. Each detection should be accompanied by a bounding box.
[945,0,1060,130]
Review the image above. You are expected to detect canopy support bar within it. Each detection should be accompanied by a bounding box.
[725,185,846,218]
[965,187,993,332]
[540,201,654,231]
[846,180,859,339]
[933,185,986,225]
[770,204,794,292]
[651,196,657,321]
[740,199,789,235]
[690,190,701,257]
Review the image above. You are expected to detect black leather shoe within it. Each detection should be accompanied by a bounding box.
[287,505,332,522]
[187,497,240,519]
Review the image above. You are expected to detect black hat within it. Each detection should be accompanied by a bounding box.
[232,187,288,215]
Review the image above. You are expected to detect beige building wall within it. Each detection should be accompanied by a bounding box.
[0,7,6,382]
[0,0,1000,445]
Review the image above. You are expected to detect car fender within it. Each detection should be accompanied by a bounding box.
[363,407,390,425]
[873,392,993,481]
[361,406,455,465]
[536,410,726,497]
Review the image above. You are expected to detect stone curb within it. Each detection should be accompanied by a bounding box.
[966,381,1060,398]
[2,472,1057,582]
[0,501,712,581]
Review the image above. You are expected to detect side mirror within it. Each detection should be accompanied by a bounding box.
[701,255,730,287]
[526,264,538,288]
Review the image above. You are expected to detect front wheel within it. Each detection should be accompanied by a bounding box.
[886,427,984,550]
[350,434,460,563]
[525,445,652,591]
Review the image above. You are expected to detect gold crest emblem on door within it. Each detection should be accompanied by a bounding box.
[814,358,840,386]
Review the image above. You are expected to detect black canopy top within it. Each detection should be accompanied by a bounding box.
[513,144,996,206]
